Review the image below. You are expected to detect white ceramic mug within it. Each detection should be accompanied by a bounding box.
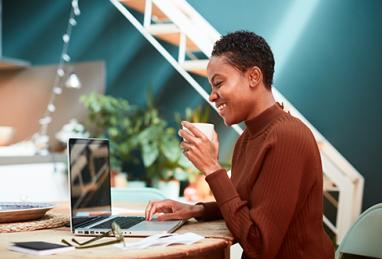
[183,123,214,141]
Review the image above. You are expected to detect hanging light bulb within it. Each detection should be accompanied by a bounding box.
[57,68,65,77]
[69,18,77,26]
[62,54,71,62]
[39,116,52,125]
[63,34,70,43]
[65,73,82,89]
[74,7,81,16]
[53,86,63,95]
[47,104,56,112]
[72,0,81,16]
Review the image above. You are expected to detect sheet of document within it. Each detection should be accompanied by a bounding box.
[114,232,204,250]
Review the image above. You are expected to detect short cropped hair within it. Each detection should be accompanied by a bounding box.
[211,30,275,88]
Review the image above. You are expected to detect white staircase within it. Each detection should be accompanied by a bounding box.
[110,0,364,244]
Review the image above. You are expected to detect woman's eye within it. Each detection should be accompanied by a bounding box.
[215,81,223,88]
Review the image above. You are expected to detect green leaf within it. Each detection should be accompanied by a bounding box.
[173,168,189,181]
[160,137,180,163]
[178,153,193,168]
[142,141,159,167]
[108,127,119,138]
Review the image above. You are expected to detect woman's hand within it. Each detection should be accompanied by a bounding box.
[179,121,222,176]
[145,199,204,221]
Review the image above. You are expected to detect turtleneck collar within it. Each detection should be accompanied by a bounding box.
[245,102,285,136]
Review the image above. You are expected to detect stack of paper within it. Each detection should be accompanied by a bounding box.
[115,232,204,250]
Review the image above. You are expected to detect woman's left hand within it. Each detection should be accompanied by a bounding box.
[178,121,222,176]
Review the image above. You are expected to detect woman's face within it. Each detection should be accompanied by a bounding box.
[207,55,254,125]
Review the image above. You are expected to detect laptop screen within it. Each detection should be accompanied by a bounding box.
[68,138,112,220]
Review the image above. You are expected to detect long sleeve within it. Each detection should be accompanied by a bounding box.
[195,201,223,221]
[205,118,328,258]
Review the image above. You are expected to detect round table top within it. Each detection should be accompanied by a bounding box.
[0,202,234,258]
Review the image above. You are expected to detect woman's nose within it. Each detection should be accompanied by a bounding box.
[209,91,217,102]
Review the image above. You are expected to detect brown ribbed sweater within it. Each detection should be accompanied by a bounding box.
[199,103,334,259]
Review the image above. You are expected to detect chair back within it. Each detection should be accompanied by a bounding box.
[111,187,167,204]
[336,203,382,259]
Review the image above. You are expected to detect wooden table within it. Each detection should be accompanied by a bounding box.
[0,202,234,258]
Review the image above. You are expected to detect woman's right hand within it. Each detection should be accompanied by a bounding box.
[145,199,204,221]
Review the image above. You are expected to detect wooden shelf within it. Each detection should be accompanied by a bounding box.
[0,153,66,166]
[0,57,30,70]
[147,24,199,51]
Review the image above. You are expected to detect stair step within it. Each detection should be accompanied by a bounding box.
[181,59,208,77]
[146,24,199,51]
[120,0,168,21]
[146,23,179,34]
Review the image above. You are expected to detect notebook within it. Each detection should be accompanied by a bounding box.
[9,241,74,255]
[68,138,184,236]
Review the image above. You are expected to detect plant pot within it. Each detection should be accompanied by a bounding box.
[184,175,214,202]
[153,179,180,199]
[0,126,14,146]
[111,170,128,188]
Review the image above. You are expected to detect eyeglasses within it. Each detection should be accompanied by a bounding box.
[62,222,126,249]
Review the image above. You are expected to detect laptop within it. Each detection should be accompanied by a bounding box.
[68,138,185,236]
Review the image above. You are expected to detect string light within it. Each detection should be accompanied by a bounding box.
[33,0,81,155]
[53,86,63,95]
[47,104,56,112]
[62,34,70,43]
[62,54,71,62]
[69,18,77,26]
[57,68,65,77]
[65,73,82,89]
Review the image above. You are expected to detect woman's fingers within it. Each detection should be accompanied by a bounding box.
[181,121,205,139]
[180,141,195,152]
[147,201,162,221]
[145,201,151,220]
[179,121,209,144]
[178,129,195,144]
[145,200,196,221]
[145,200,174,221]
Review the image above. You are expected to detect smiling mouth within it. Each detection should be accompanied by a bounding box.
[217,103,227,112]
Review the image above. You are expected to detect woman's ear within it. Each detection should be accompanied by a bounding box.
[248,66,262,88]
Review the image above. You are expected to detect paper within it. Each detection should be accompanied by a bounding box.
[115,232,204,250]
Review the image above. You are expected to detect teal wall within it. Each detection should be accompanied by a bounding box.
[188,0,382,210]
[3,0,381,210]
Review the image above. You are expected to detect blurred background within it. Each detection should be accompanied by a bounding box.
[0,0,381,246]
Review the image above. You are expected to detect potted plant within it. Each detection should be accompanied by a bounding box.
[175,105,210,125]
[134,93,189,198]
[80,92,191,196]
[80,92,145,186]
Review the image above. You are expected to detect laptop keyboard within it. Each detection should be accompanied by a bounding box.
[90,216,145,229]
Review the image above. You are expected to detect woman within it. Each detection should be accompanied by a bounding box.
[145,31,334,259]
